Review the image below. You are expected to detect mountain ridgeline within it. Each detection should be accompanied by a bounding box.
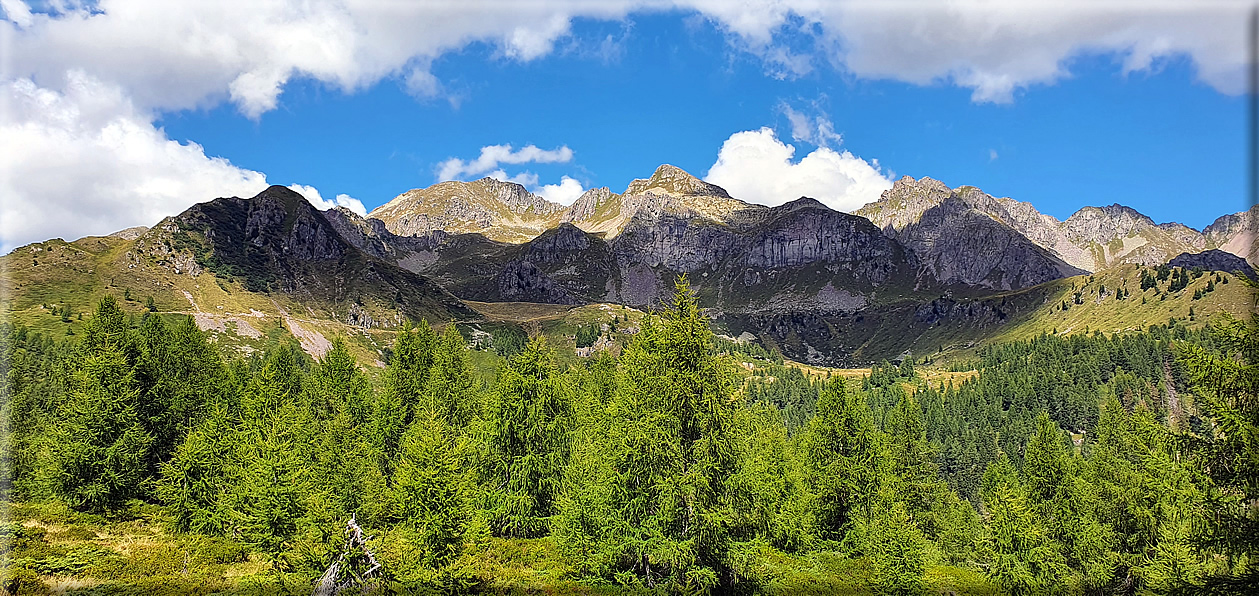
[4,164,1254,366]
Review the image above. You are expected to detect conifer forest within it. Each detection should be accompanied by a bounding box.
[1,279,1257,595]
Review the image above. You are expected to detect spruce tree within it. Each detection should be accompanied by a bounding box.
[51,296,151,512]
[425,324,478,429]
[979,456,1067,595]
[305,338,386,526]
[158,405,235,534]
[374,320,437,478]
[306,337,373,425]
[385,411,476,587]
[727,404,815,552]
[133,314,223,477]
[868,495,928,596]
[227,400,312,566]
[1173,315,1259,591]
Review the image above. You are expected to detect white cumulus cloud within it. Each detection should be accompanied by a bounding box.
[704,127,892,212]
[0,0,33,28]
[0,1,1249,250]
[485,170,587,206]
[437,144,575,181]
[0,73,269,253]
[802,1,1249,103]
[287,184,367,217]
[535,176,586,205]
[3,1,1243,116]
[781,102,842,148]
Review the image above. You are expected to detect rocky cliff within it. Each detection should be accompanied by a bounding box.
[1167,249,1254,275]
[1204,204,1259,267]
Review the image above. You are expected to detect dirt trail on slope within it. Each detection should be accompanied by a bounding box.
[273,300,332,358]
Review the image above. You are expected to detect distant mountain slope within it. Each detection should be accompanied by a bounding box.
[337,186,922,314]
[854,177,1086,289]
[1203,204,1259,267]
[1060,204,1208,269]
[161,185,473,321]
[368,164,769,245]
[1167,249,1254,275]
[856,175,1253,274]
[1,186,474,363]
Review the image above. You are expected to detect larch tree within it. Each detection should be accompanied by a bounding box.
[555,276,742,591]
[51,295,151,512]
[482,336,572,538]
[801,377,884,544]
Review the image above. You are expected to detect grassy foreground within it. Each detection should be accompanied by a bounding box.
[1,501,996,595]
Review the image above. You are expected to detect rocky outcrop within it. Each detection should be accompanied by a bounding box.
[369,178,565,242]
[738,199,906,284]
[1167,249,1255,275]
[1061,204,1156,246]
[623,164,732,198]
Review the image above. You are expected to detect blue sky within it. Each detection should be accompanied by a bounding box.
[0,1,1250,250]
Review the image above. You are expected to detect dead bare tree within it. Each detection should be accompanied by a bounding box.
[313,514,384,596]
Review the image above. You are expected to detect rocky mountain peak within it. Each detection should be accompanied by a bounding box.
[771,196,827,214]
[252,184,310,207]
[1062,203,1157,245]
[857,175,955,232]
[623,164,731,199]
[367,178,564,242]
[1203,204,1259,267]
[892,175,951,194]
[562,187,617,224]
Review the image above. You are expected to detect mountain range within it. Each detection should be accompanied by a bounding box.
[3,164,1254,366]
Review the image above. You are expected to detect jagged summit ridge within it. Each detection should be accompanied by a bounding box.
[353,166,1254,295]
[857,176,1249,273]
[1062,204,1157,245]
[623,164,732,198]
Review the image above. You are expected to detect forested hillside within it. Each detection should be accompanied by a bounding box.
[1,279,1256,594]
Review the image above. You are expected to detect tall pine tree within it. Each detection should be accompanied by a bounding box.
[481,337,571,537]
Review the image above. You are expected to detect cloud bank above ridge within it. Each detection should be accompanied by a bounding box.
[0,0,1246,250]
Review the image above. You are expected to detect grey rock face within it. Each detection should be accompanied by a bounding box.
[738,202,904,284]
[856,176,1244,278]
[858,179,1084,289]
[561,187,616,223]
[1167,249,1254,275]
[900,199,1082,290]
[369,178,565,240]
[623,164,732,198]
[158,185,472,322]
